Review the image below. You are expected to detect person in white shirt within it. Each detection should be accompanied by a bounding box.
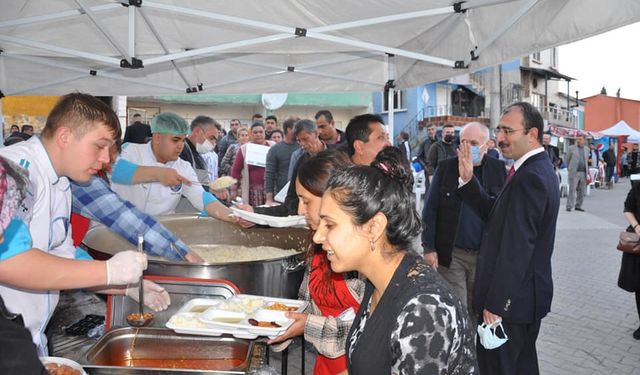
[0,93,167,355]
[111,112,245,224]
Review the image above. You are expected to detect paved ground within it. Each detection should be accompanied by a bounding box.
[52,178,640,374]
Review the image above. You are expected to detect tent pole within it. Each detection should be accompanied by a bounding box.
[0,96,4,145]
[74,0,131,62]
[139,8,193,88]
[386,54,396,143]
[4,54,184,92]
[0,4,119,29]
[143,34,291,66]
[0,34,121,66]
[128,5,136,58]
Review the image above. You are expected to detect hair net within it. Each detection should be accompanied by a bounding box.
[150,112,189,135]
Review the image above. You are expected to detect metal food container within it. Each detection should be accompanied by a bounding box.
[80,327,266,374]
[106,278,237,329]
[83,215,308,298]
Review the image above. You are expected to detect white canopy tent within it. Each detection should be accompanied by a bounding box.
[1,0,640,97]
[597,120,640,139]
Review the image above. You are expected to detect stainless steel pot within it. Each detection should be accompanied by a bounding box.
[83,215,307,298]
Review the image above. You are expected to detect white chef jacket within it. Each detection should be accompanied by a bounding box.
[0,137,76,355]
[111,142,207,216]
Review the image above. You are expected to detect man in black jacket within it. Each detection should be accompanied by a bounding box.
[426,124,457,182]
[422,122,506,316]
[602,142,617,188]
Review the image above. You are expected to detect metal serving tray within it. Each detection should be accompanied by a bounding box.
[80,327,265,374]
[107,277,238,330]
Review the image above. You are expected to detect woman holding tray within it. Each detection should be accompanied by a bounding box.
[269,149,363,375]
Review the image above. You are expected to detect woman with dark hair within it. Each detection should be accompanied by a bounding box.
[620,182,640,340]
[231,123,274,205]
[313,146,477,374]
[269,149,364,375]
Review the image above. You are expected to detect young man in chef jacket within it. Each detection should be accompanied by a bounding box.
[0,93,170,355]
[111,112,245,224]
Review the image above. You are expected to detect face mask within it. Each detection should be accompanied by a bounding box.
[477,321,508,350]
[444,134,454,143]
[471,145,483,165]
[196,138,215,154]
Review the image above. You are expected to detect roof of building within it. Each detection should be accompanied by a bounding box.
[520,66,575,81]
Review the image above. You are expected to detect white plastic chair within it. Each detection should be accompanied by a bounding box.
[558,169,569,197]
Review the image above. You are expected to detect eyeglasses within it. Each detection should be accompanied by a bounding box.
[492,126,527,136]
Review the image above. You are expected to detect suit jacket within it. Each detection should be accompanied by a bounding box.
[459,151,560,323]
[564,144,590,175]
[544,144,560,167]
[398,141,411,162]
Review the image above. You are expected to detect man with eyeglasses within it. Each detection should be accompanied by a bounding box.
[458,102,560,375]
[565,134,590,212]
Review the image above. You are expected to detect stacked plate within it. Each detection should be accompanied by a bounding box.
[230,207,306,228]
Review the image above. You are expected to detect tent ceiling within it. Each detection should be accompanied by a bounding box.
[1,0,639,96]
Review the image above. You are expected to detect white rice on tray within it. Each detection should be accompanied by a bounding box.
[168,314,207,328]
[191,245,300,263]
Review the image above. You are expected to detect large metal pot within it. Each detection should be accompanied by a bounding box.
[83,215,307,298]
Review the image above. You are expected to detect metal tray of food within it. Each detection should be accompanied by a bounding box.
[107,277,238,330]
[80,327,265,374]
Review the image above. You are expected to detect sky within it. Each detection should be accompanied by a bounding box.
[559,21,640,101]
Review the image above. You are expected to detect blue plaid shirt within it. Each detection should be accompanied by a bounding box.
[71,176,190,261]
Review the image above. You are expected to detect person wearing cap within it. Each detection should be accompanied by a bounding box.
[0,93,167,356]
[111,112,244,223]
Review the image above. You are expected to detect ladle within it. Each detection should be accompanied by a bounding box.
[126,235,154,327]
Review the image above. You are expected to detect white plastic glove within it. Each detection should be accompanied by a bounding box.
[105,251,148,285]
[125,280,171,312]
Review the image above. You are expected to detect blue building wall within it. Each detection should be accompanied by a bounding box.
[372,59,521,139]
[373,83,439,139]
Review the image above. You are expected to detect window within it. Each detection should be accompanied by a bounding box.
[383,90,406,111]
[550,47,558,68]
[532,51,541,63]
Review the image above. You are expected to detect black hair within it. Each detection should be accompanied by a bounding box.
[442,124,455,130]
[21,124,34,132]
[294,119,317,137]
[326,146,420,253]
[315,110,333,123]
[345,113,384,156]
[298,149,352,197]
[503,102,544,143]
[268,129,283,140]
[190,115,219,132]
[251,122,265,130]
[265,115,278,123]
[282,117,298,134]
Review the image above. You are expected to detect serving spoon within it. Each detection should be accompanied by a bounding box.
[126,235,154,327]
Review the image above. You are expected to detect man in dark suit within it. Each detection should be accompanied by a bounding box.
[458,102,560,374]
[396,131,411,161]
[123,113,151,144]
[542,133,561,168]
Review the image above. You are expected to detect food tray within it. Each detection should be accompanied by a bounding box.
[41,356,87,375]
[166,294,308,339]
[230,207,306,228]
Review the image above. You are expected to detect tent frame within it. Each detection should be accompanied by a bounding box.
[0,0,529,95]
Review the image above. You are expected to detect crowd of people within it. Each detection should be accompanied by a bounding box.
[1,93,638,375]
